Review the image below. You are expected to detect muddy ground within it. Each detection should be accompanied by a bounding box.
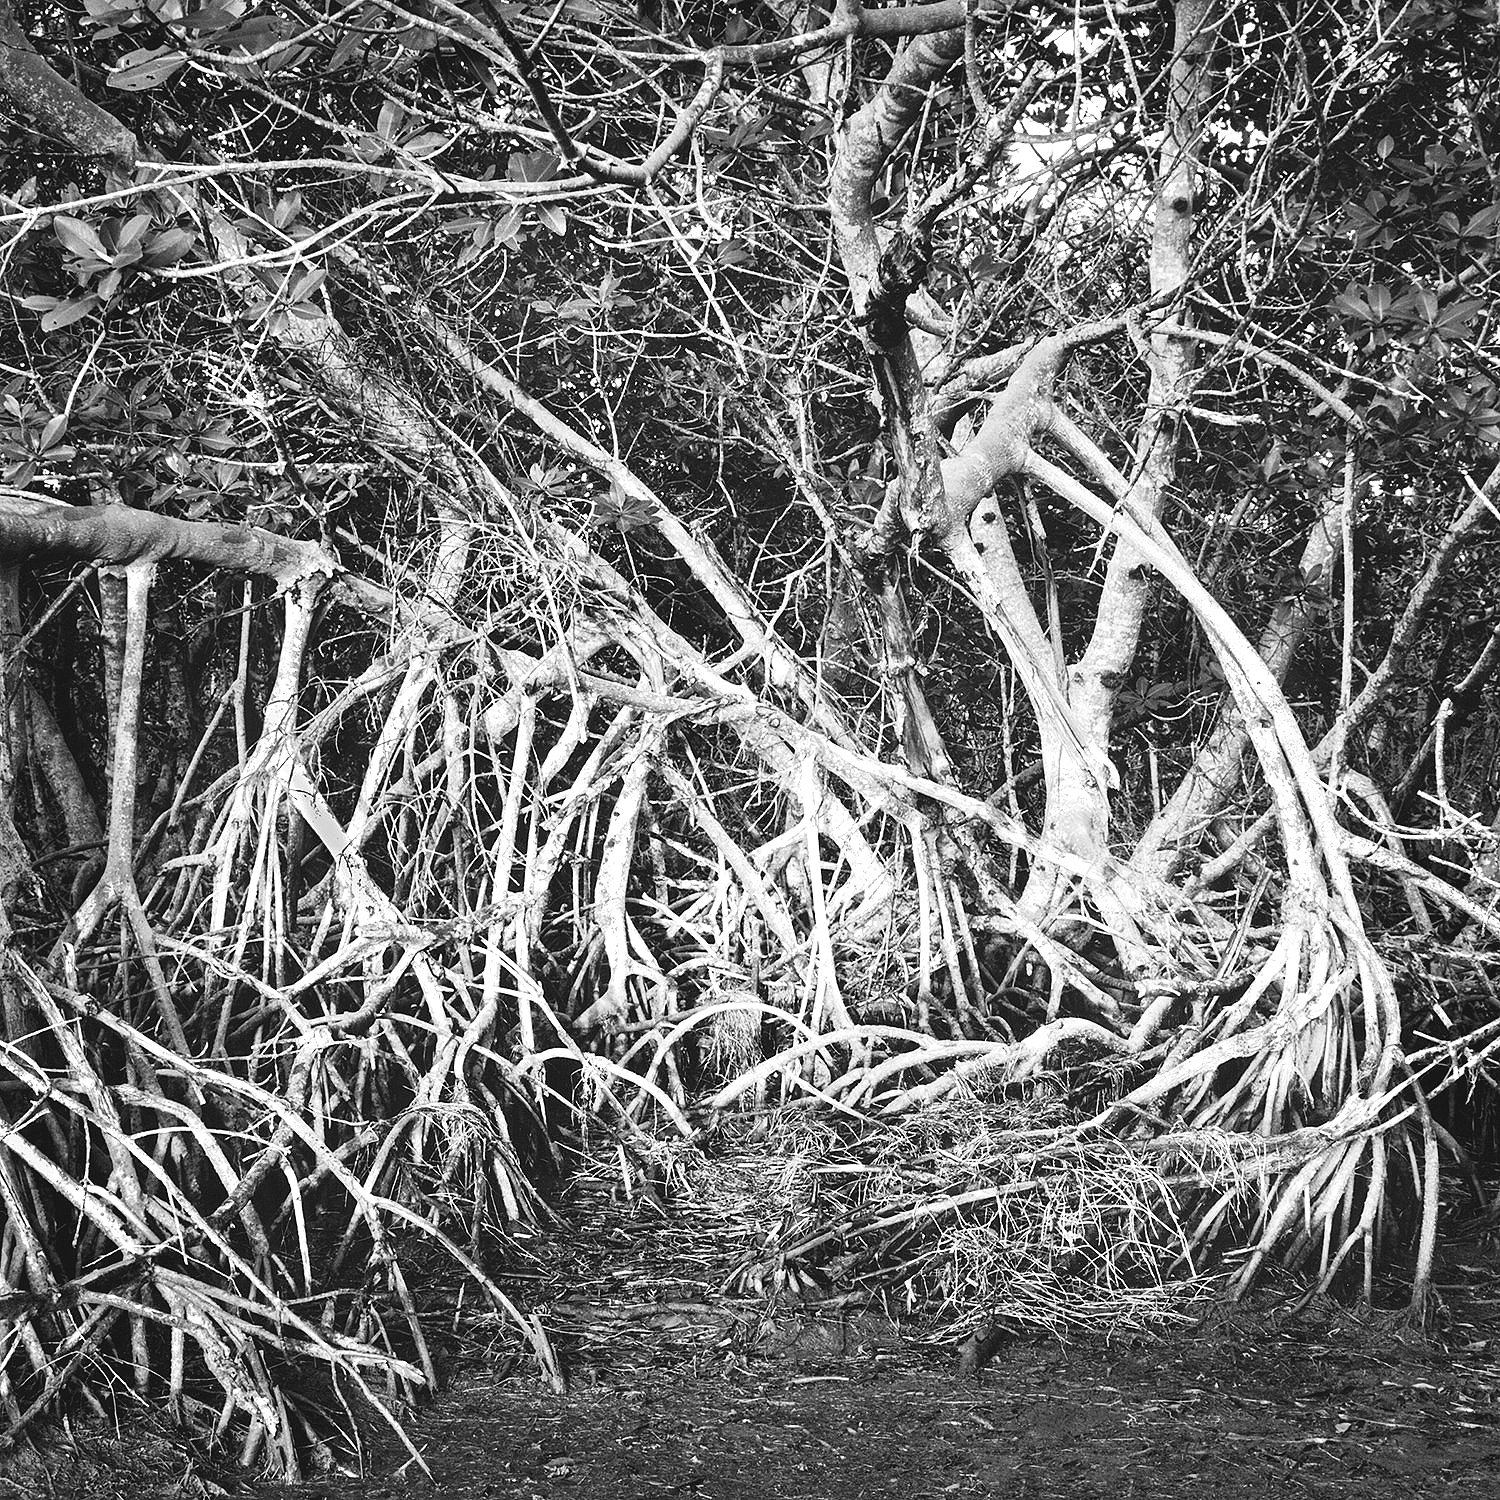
[20,1248,1500,1500]
[255,1309,1500,1500]
[10,1200,1500,1500]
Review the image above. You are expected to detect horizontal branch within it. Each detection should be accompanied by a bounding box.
[722,0,1154,64]
[0,494,334,590]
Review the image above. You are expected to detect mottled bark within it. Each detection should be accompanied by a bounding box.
[1028,0,1219,919]
[1132,503,1342,882]
[27,690,102,850]
[0,2,135,162]
[0,496,336,590]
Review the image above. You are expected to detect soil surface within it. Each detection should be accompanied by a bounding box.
[265,1333,1500,1499]
[239,1244,1500,1500]
[13,1187,1500,1500]
[13,1252,1500,1500]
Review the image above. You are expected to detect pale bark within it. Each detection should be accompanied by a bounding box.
[0,496,335,590]
[0,1,136,164]
[1171,462,1498,890]
[1132,502,1342,882]
[0,568,26,949]
[826,29,977,794]
[413,304,858,747]
[1026,0,1218,920]
[26,690,101,851]
[829,30,1097,822]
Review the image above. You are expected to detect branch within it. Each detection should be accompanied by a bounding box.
[1185,466,1499,890]
[722,0,1155,64]
[0,2,136,165]
[1341,833,1500,944]
[486,2,724,186]
[1024,448,1368,936]
[1060,0,1220,750]
[829,26,965,308]
[1131,500,1342,881]
[1394,618,1500,818]
[412,302,857,745]
[0,494,334,591]
[939,313,1130,419]
[1156,323,1362,427]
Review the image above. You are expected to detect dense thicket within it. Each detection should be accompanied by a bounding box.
[0,0,1496,1474]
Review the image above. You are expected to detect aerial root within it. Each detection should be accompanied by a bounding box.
[0,505,1448,1456]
